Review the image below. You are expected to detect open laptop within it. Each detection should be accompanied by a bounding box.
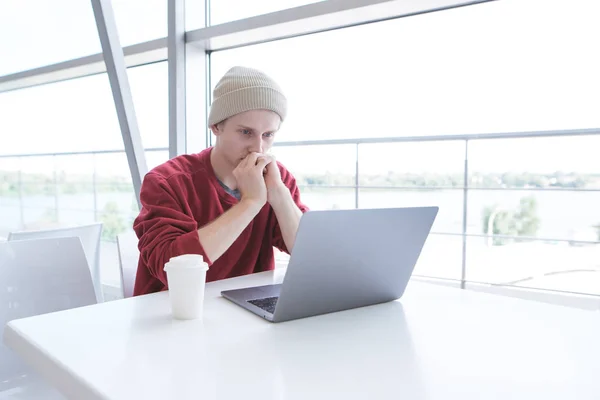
[221,206,438,323]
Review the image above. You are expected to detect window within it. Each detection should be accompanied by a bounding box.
[0,63,168,286]
[211,0,600,290]
[466,135,600,296]
[0,0,167,75]
[358,141,465,233]
[272,144,356,209]
[0,62,168,155]
[3,0,598,299]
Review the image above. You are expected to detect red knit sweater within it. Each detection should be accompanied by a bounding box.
[132,147,308,296]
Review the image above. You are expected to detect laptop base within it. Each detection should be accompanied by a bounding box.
[222,284,282,322]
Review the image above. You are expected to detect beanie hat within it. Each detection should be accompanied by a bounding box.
[208,66,287,127]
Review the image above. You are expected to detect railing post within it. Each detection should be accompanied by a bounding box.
[460,140,469,289]
[355,143,359,209]
[53,156,59,223]
[18,158,24,229]
[93,154,98,222]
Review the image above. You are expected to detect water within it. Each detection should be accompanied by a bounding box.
[302,188,600,241]
[1,189,599,241]
[2,190,599,296]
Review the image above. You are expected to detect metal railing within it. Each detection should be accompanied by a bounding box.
[1,128,600,295]
[0,147,168,227]
[273,127,600,291]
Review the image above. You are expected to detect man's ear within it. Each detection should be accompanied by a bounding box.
[210,120,227,136]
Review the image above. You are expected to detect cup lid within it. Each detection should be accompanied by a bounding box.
[170,254,204,264]
[164,254,208,272]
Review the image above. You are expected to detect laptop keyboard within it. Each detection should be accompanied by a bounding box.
[248,296,279,314]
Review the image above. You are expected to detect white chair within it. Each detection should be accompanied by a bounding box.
[116,231,139,298]
[8,223,104,303]
[1,237,97,399]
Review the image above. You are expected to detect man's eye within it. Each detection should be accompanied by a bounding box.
[241,129,251,135]
[263,132,274,138]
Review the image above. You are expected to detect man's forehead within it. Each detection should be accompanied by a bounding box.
[230,112,281,131]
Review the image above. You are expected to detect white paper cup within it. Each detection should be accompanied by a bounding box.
[164,255,209,320]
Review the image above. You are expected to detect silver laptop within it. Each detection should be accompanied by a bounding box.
[221,206,438,323]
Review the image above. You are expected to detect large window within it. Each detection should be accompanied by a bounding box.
[2,0,599,301]
[0,63,167,155]
[211,0,600,293]
[0,62,168,287]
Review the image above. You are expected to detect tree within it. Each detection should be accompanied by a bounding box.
[26,208,59,230]
[99,201,127,242]
[482,196,540,245]
[128,196,140,228]
[514,196,541,237]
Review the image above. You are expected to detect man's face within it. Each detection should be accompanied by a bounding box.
[212,109,281,166]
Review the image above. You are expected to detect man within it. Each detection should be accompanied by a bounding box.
[132,66,309,296]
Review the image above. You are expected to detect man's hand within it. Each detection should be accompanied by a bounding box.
[197,153,270,263]
[233,153,270,207]
[261,154,288,205]
[259,154,303,252]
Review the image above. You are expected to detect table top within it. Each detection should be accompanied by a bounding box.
[4,268,600,400]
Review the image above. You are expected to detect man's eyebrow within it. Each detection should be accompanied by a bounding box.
[238,125,278,134]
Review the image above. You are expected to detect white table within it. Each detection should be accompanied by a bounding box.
[4,268,600,400]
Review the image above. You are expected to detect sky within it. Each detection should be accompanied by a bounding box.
[0,0,599,178]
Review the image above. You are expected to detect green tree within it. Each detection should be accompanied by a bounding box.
[128,196,140,228]
[482,196,540,245]
[99,201,127,242]
[26,208,59,230]
[514,196,541,237]
[594,223,600,242]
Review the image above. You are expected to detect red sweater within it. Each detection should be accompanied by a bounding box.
[132,147,309,296]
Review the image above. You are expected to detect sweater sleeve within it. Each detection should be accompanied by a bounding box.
[272,166,309,254]
[133,172,212,287]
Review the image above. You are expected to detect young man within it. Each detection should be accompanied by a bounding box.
[132,66,309,296]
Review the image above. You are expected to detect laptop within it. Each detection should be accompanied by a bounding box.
[221,206,438,322]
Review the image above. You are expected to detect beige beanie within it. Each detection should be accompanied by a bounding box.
[208,66,287,127]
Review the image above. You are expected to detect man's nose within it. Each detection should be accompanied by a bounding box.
[249,138,263,154]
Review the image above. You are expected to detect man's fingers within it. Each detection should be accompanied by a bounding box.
[247,152,262,167]
[255,156,270,172]
[236,155,250,170]
[238,152,259,170]
[260,154,275,167]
